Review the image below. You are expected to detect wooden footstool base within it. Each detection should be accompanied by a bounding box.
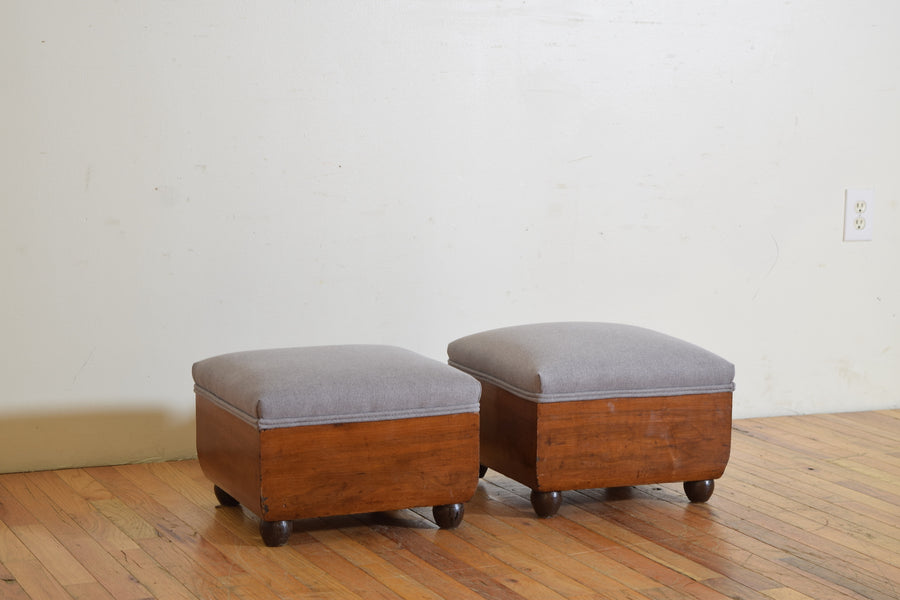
[448,322,735,517]
[193,345,481,546]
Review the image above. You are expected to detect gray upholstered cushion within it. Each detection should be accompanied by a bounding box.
[193,345,480,429]
[447,322,735,402]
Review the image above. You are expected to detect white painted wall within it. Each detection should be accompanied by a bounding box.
[2,1,898,473]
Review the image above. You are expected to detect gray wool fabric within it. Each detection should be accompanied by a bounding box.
[447,322,735,402]
[193,345,481,429]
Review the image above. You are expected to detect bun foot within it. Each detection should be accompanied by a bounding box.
[259,519,293,547]
[432,503,465,529]
[530,490,562,518]
[213,485,240,507]
[684,479,715,503]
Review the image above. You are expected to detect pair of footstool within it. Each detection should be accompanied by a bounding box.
[193,323,734,546]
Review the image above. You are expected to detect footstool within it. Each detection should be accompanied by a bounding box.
[447,322,734,517]
[193,345,481,546]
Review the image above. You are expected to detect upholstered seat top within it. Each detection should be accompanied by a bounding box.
[447,322,735,402]
[193,345,480,429]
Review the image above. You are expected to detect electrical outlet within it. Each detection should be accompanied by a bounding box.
[844,189,873,241]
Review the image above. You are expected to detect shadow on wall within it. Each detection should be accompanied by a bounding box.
[0,408,196,474]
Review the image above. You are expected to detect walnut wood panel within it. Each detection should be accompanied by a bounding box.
[258,412,479,521]
[196,394,479,522]
[479,382,732,492]
[478,382,539,487]
[195,393,262,514]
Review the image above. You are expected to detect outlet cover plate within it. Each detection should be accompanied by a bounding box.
[844,189,873,242]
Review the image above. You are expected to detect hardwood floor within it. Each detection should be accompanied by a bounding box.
[1,410,899,600]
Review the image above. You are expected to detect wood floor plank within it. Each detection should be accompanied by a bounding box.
[0,559,71,600]
[697,491,892,600]
[722,469,900,564]
[91,498,159,541]
[624,493,874,600]
[607,486,877,600]
[763,588,819,600]
[340,509,497,599]
[484,476,734,598]
[0,519,72,600]
[409,510,570,600]
[543,503,724,596]
[731,458,900,534]
[139,536,245,600]
[832,454,900,488]
[78,468,253,600]
[119,546,199,600]
[458,486,660,598]
[517,507,685,594]
[6,523,94,588]
[269,532,374,599]
[573,498,761,598]
[280,529,405,600]
[458,511,610,599]
[474,519,648,596]
[28,470,142,556]
[800,412,900,451]
[104,464,331,598]
[0,580,32,600]
[82,465,245,581]
[755,414,888,457]
[2,409,900,599]
[1,482,98,592]
[53,468,114,502]
[728,450,900,533]
[0,474,155,600]
[373,520,535,600]
[63,582,117,600]
[306,526,444,600]
[588,497,782,592]
[730,427,900,517]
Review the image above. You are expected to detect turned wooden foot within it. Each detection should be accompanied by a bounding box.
[479,464,488,478]
[259,519,293,547]
[684,479,715,503]
[432,503,465,529]
[213,485,240,507]
[530,490,562,518]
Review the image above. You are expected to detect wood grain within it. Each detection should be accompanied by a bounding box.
[0,409,898,599]
[479,381,732,492]
[258,412,479,521]
[196,394,479,523]
[195,393,262,515]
